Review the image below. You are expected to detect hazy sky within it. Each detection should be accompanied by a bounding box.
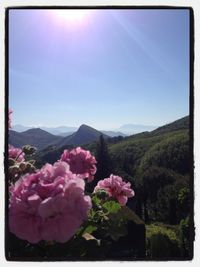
[9,9,190,130]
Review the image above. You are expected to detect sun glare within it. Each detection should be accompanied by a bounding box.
[53,10,90,23]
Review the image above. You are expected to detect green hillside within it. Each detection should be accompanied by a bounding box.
[106,118,190,225]
[109,129,189,180]
[34,116,191,225]
[32,115,192,257]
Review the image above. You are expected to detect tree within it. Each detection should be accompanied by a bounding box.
[86,135,112,193]
[95,135,112,181]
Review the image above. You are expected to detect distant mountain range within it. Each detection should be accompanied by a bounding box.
[9,124,109,150]
[9,128,63,150]
[118,124,157,134]
[12,123,158,136]
[12,124,126,137]
[9,117,188,151]
[101,130,127,137]
[33,115,190,168]
[12,124,78,135]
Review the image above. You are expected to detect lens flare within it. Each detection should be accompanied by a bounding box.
[53,10,90,23]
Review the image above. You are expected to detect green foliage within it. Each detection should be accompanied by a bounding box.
[102,200,121,214]
[140,131,189,174]
[95,135,112,179]
[82,225,98,235]
[86,135,113,192]
[146,223,181,258]
[156,176,190,224]
[108,126,190,224]
[84,192,143,255]
[179,216,191,257]
[66,192,144,259]
[87,193,127,241]
[178,187,190,219]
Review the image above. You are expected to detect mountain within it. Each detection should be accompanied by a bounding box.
[12,124,77,135]
[10,116,189,157]
[13,124,126,138]
[9,130,28,148]
[115,116,189,136]
[151,116,189,135]
[41,126,77,135]
[13,123,158,137]
[12,124,31,132]
[9,124,109,151]
[118,124,157,135]
[9,128,64,150]
[13,123,159,137]
[101,131,127,137]
[56,124,109,147]
[56,132,75,137]
[34,115,190,172]
[109,116,190,164]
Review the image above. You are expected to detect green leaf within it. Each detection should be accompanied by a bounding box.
[102,200,121,214]
[92,195,101,206]
[82,225,97,235]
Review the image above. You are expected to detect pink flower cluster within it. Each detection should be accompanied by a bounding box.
[94,174,134,206]
[9,161,92,243]
[60,147,97,182]
[9,145,25,162]
[9,109,12,129]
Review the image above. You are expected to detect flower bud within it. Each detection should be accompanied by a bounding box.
[30,165,36,172]
[9,158,16,166]
[28,160,36,165]
[25,163,36,173]
[25,162,32,171]
[95,189,109,200]
[9,166,19,176]
[22,145,37,155]
[29,146,37,154]
[19,162,26,172]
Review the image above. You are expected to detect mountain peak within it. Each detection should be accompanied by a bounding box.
[56,124,108,147]
[79,124,89,128]
[78,124,95,131]
[9,128,63,150]
[22,127,53,136]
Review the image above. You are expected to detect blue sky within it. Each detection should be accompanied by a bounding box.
[9,9,190,130]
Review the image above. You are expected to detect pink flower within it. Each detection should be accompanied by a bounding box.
[9,145,25,162]
[9,161,92,243]
[9,109,12,129]
[60,147,97,182]
[94,174,134,206]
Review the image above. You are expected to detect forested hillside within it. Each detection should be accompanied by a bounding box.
[11,115,192,258]
[108,129,190,222]
[35,117,190,226]
[90,116,192,258]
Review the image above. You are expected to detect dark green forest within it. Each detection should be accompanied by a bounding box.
[33,116,193,258]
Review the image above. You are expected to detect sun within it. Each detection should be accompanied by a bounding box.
[53,9,90,23]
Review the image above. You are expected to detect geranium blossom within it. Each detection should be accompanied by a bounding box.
[60,147,97,182]
[9,145,25,162]
[9,161,92,243]
[94,174,134,206]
